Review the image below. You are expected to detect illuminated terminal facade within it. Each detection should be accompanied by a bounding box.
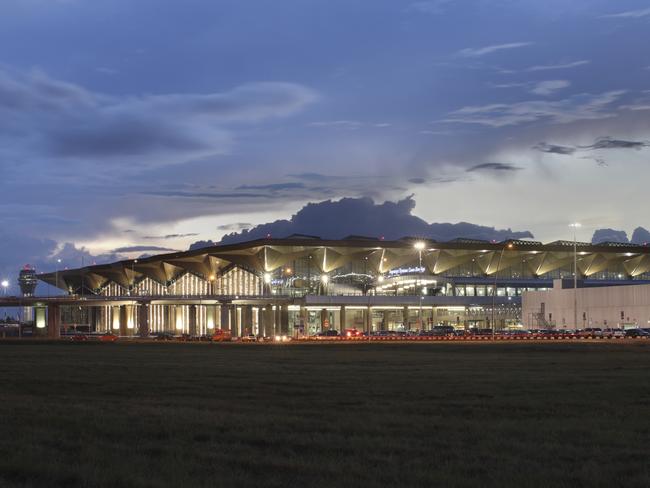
[35,236,650,336]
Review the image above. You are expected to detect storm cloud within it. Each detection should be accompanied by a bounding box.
[215,196,534,245]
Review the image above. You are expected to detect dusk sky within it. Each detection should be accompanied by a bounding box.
[2,0,650,287]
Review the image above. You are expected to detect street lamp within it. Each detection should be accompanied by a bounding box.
[55,258,62,296]
[492,242,513,338]
[130,259,138,296]
[1,280,8,296]
[569,223,582,330]
[414,241,426,329]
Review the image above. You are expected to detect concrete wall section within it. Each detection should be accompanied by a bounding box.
[523,283,650,329]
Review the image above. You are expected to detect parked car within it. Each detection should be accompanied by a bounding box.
[241,334,258,342]
[316,329,339,337]
[579,328,603,337]
[211,329,232,342]
[625,329,650,338]
[603,328,625,337]
[432,325,455,336]
[343,328,362,337]
[153,333,174,341]
[99,333,118,342]
[469,328,493,336]
[503,330,530,336]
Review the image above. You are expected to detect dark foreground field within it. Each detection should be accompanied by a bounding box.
[1,342,649,488]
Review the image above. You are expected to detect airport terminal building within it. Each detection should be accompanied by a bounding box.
[33,235,650,337]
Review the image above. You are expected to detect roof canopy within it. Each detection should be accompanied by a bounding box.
[37,236,650,292]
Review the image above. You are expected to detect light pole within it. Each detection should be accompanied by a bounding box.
[414,241,426,330]
[569,223,581,330]
[1,280,8,296]
[492,242,513,339]
[128,259,138,296]
[55,258,62,296]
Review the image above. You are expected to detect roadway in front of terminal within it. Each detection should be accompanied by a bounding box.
[3,334,649,345]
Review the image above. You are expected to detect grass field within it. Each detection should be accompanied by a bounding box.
[0,342,649,488]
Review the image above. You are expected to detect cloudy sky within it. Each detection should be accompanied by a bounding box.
[1,0,650,288]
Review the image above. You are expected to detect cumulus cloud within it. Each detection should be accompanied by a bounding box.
[444,90,625,127]
[466,163,522,172]
[591,229,629,244]
[631,227,650,245]
[0,68,317,167]
[529,80,570,96]
[213,196,534,245]
[458,42,533,57]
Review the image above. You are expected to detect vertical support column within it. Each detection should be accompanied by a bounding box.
[206,305,216,331]
[263,304,274,337]
[280,304,289,335]
[87,307,95,333]
[300,306,308,336]
[241,306,252,336]
[273,305,280,335]
[35,306,47,335]
[188,305,197,337]
[139,302,150,337]
[339,306,346,333]
[229,305,238,337]
[320,308,328,331]
[174,305,185,334]
[365,307,372,334]
[403,306,409,331]
[119,305,128,337]
[163,305,171,334]
[220,304,230,332]
[47,304,61,339]
[382,311,389,331]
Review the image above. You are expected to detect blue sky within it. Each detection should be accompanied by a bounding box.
[1,0,650,290]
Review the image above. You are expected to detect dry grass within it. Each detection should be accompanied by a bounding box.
[0,341,649,488]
